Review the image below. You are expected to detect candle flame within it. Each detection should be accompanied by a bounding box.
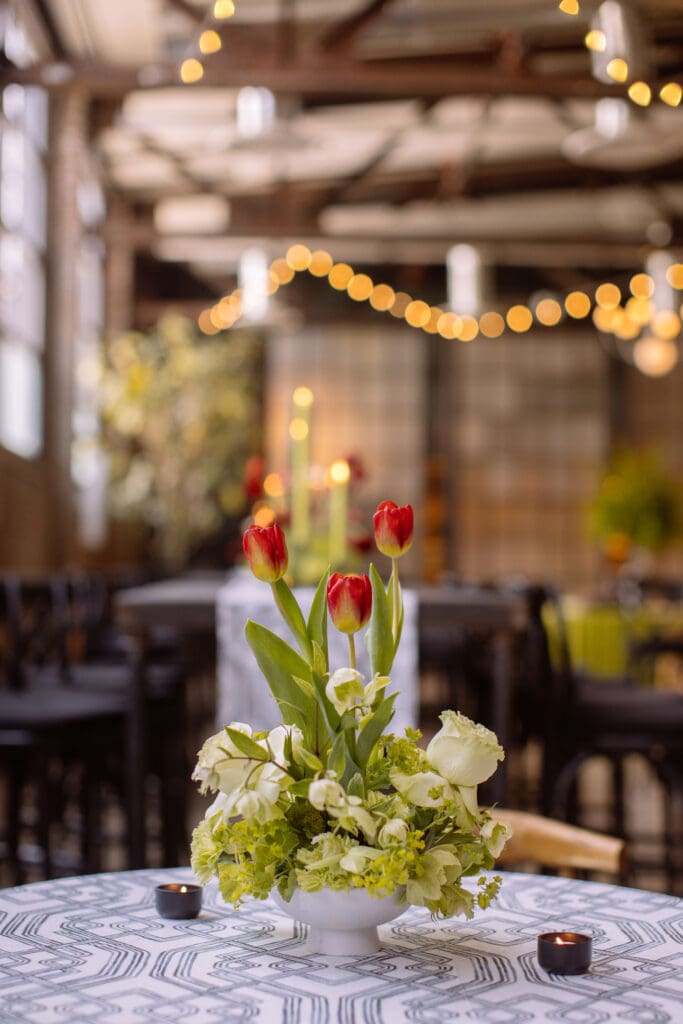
[264,472,285,498]
[329,459,350,485]
[290,417,309,441]
[180,886,187,893]
[293,386,314,409]
[554,936,570,945]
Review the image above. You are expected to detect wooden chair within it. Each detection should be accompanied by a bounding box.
[495,808,626,878]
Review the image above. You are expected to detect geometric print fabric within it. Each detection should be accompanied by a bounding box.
[1,869,682,1023]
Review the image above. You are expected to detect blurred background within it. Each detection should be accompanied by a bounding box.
[2,0,683,893]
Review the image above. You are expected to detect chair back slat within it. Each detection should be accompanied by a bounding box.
[495,808,626,876]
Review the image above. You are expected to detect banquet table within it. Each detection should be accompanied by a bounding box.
[2,869,682,1023]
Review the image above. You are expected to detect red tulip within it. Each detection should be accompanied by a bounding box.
[242,523,288,582]
[373,501,414,558]
[326,572,372,634]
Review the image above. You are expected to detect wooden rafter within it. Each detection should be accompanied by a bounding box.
[320,0,397,52]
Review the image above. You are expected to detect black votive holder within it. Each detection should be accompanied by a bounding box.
[155,883,203,919]
[537,932,592,974]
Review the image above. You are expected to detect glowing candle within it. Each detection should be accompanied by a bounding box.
[537,931,592,973]
[289,387,313,545]
[154,882,203,919]
[328,459,350,567]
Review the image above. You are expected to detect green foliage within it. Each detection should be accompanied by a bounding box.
[99,315,261,564]
[588,448,681,553]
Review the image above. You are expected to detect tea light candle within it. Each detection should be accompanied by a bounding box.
[537,931,592,974]
[154,883,203,919]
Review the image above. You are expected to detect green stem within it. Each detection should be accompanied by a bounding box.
[391,557,400,643]
[348,633,357,670]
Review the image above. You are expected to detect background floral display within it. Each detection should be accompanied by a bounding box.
[99,315,262,565]
[588,447,682,569]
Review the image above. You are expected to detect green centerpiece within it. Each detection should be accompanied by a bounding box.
[191,501,509,945]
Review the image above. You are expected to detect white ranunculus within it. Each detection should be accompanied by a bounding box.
[363,673,391,708]
[332,796,377,841]
[480,816,512,858]
[325,668,365,715]
[339,846,381,874]
[308,778,345,811]
[378,818,410,847]
[231,788,282,823]
[263,724,303,765]
[390,769,454,808]
[192,722,253,794]
[426,711,504,787]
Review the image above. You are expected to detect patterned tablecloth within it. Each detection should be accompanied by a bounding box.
[216,570,419,735]
[1,868,682,1023]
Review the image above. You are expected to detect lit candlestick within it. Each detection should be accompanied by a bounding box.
[328,459,350,567]
[290,387,313,545]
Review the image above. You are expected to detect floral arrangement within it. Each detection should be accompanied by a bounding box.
[99,315,261,565]
[191,501,509,919]
[588,448,681,563]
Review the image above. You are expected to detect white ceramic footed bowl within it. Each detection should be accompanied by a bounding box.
[272,886,407,956]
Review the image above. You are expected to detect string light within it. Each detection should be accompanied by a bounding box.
[196,245,683,378]
[660,83,682,107]
[179,58,203,84]
[605,58,629,83]
[286,244,312,271]
[559,3,681,108]
[199,30,222,55]
[627,81,651,106]
[214,0,236,16]
[584,30,606,52]
[565,291,591,319]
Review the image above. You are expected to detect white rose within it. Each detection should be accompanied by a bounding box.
[426,711,504,787]
[378,818,410,847]
[390,769,454,808]
[325,668,365,715]
[309,778,345,811]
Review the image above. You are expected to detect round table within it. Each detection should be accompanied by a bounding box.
[1,869,682,1022]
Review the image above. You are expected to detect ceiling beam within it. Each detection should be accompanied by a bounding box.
[0,57,635,101]
[319,0,397,52]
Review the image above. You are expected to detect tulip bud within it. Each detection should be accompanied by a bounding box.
[373,500,414,558]
[326,572,372,634]
[242,523,288,582]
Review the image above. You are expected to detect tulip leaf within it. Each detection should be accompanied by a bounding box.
[271,579,313,662]
[289,778,313,798]
[292,674,318,702]
[295,746,324,773]
[356,692,398,769]
[327,731,346,778]
[307,568,330,670]
[366,563,394,677]
[347,771,365,799]
[244,620,316,738]
[223,726,268,762]
[311,641,328,680]
[387,567,405,656]
[311,670,341,735]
